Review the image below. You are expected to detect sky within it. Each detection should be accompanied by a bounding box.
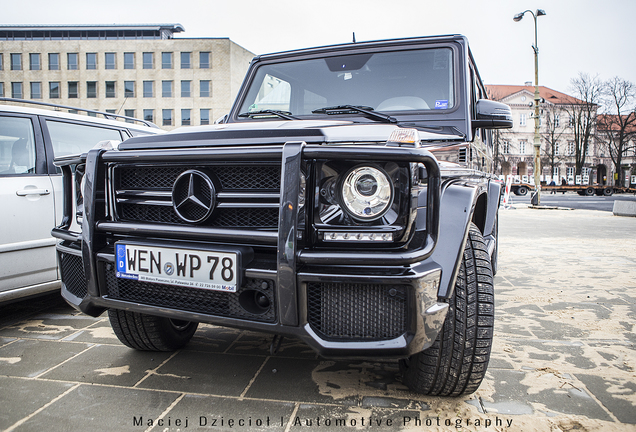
[3,0,635,100]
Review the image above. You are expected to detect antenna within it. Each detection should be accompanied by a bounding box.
[352,32,356,43]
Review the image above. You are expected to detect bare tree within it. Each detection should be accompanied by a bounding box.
[598,77,636,187]
[541,104,567,180]
[563,73,602,176]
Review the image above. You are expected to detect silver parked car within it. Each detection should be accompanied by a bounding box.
[0,98,163,303]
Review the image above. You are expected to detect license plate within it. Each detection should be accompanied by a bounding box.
[115,243,239,292]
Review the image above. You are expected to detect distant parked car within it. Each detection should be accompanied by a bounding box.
[0,98,163,303]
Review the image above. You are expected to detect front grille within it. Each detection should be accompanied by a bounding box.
[307,282,409,341]
[59,252,87,298]
[114,164,281,228]
[120,204,279,228]
[104,269,276,323]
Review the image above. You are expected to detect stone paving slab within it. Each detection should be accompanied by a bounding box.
[0,207,635,432]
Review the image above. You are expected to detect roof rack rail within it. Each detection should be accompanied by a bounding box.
[0,97,160,128]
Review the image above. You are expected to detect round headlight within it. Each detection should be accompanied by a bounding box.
[341,166,393,221]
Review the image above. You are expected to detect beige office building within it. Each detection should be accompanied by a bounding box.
[0,24,254,129]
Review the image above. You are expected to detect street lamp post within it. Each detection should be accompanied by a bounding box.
[514,9,546,206]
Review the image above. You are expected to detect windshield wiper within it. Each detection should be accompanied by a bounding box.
[238,110,298,120]
[311,105,397,124]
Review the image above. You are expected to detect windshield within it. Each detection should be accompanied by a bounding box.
[238,47,454,118]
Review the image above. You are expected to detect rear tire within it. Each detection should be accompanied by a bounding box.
[108,310,198,351]
[400,223,495,396]
[516,186,528,196]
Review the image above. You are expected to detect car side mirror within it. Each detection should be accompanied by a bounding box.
[472,100,513,129]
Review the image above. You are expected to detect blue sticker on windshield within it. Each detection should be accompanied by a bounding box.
[434,100,449,109]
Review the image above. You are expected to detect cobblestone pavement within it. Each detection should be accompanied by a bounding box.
[0,207,635,432]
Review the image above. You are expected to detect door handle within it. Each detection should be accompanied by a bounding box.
[16,188,50,196]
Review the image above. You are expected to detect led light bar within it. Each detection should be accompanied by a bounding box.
[323,232,393,242]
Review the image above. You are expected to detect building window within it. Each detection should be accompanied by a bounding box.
[567,141,575,155]
[180,52,191,69]
[519,140,526,154]
[200,80,211,97]
[143,52,153,69]
[143,81,153,98]
[67,53,79,70]
[124,109,135,123]
[162,52,172,69]
[11,53,22,70]
[30,82,42,99]
[124,52,135,69]
[553,167,559,178]
[86,53,97,69]
[200,109,210,125]
[502,141,510,154]
[68,81,79,98]
[519,113,527,126]
[162,80,173,97]
[49,82,60,98]
[555,142,560,155]
[0,83,4,97]
[0,53,3,70]
[181,80,191,97]
[566,167,575,180]
[143,109,154,123]
[199,52,210,69]
[49,53,60,70]
[554,114,560,127]
[30,53,41,70]
[105,52,116,69]
[124,81,135,98]
[11,82,23,98]
[181,109,191,126]
[162,109,173,126]
[105,81,116,98]
[87,81,97,98]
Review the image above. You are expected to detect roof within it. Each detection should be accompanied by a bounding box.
[0,24,185,32]
[486,84,586,105]
[597,113,636,133]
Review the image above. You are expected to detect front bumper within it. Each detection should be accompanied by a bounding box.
[53,142,447,358]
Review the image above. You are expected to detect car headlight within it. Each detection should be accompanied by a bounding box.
[341,166,393,221]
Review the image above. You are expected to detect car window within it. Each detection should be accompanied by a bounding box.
[0,116,37,175]
[239,48,455,117]
[46,119,123,158]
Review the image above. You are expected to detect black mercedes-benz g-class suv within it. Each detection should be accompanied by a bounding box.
[52,35,512,396]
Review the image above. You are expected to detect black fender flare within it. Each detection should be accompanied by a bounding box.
[432,179,497,299]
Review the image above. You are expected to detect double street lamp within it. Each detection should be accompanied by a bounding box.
[514,9,546,205]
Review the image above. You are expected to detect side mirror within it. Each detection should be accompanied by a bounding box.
[472,100,513,129]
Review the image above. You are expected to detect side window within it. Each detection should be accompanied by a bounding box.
[248,74,291,113]
[46,120,123,158]
[0,116,37,175]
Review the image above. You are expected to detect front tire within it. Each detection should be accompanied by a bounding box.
[400,223,495,396]
[108,310,198,351]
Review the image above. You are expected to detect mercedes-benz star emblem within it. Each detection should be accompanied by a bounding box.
[172,170,216,223]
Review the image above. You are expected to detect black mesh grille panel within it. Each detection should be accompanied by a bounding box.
[104,269,276,323]
[120,204,279,228]
[59,252,87,298]
[117,165,280,191]
[119,166,183,189]
[307,282,408,341]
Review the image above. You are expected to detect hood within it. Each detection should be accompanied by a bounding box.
[118,120,464,151]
